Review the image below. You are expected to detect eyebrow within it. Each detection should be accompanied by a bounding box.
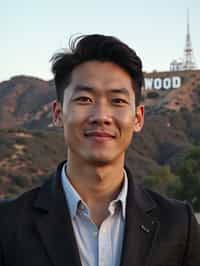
[73,85,94,93]
[73,85,131,96]
[109,88,130,97]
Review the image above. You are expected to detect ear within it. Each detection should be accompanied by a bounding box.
[133,105,144,132]
[52,100,63,127]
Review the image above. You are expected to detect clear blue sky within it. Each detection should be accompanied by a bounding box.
[0,0,199,82]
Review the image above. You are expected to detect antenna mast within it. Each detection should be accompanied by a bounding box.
[183,8,196,70]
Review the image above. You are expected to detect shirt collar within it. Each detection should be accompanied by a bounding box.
[61,163,128,220]
[109,169,128,219]
[61,164,81,218]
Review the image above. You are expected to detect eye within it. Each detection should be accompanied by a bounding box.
[112,98,128,105]
[74,96,93,104]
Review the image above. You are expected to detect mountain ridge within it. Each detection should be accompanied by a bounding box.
[1,70,200,129]
[0,70,200,200]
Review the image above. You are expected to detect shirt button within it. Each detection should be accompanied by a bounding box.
[102,228,106,233]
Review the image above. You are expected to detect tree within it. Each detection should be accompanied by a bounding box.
[143,165,181,197]
[146,91,159,99]
[176,146,200,211]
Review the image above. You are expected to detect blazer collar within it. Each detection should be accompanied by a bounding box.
[33,162,160,266]
[33,162,157,212]
[120,167,160,266]
[33,160,82,266]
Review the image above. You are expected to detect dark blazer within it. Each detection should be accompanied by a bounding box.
[0,161,200,266]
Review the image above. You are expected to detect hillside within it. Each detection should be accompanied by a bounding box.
[0,129,65,198]
[0,76,55,129]
[0,70,200,129]
[143,70,200,112]
[0,70,200,200]
[1,108,200,199]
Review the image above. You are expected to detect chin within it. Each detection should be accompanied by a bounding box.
[85,153,121,166]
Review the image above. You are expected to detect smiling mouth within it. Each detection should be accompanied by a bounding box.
[84,131,116,139]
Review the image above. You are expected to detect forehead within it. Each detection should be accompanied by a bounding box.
[69,61,134,91]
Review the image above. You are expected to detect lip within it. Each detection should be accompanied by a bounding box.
[84,131,116,139]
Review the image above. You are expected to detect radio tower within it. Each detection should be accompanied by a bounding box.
[183,9,196,70]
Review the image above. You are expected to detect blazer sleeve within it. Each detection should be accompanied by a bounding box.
[183,203,200,266]
[0,243,4,266]
[0,201,8,266]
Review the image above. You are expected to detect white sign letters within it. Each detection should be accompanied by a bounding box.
[144,76,181,90]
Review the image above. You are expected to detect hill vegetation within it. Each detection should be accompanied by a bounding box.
[0,71,200,210]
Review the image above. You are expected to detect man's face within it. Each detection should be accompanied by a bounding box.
[53,61,144,166]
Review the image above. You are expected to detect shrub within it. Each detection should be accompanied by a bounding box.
[147,91,159,99]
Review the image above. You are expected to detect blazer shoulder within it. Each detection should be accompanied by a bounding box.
[134,186,200,263]
[0,171,56,211]
[0,186,40,221]
[142,186,194,224]
[0,186,40,249]
[0,175,54,226]
[0,175,56,252]
[142,187,200,247]
[144,186,186,208]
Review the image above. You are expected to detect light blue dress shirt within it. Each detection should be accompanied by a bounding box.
[61,164,128,266]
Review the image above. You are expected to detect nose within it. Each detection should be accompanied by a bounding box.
[88,101,112,125]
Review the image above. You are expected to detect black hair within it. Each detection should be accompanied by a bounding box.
[51,34,144,106]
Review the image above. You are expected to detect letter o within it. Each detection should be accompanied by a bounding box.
[154,78,162,90]
[163,78,171,90]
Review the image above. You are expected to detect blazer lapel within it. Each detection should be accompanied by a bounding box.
[120,170,160,266]
[31,162,160,266]
[33,161,82,266]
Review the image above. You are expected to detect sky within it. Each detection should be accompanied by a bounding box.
[0,0,199,82]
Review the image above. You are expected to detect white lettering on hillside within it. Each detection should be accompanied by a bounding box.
[144,76,181,90]
[173,76,181,88]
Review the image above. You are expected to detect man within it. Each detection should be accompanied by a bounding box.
[0,34,199,266]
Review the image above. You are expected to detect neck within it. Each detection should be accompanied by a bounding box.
[66,154,125,226]
[66,156,125,201]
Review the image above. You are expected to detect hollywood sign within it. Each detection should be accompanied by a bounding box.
[144,76,182,90]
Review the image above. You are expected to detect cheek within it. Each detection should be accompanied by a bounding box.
[62,111,86,136]
[116,110,135,131]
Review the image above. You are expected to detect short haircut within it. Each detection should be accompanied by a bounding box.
[51,34,144,106]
